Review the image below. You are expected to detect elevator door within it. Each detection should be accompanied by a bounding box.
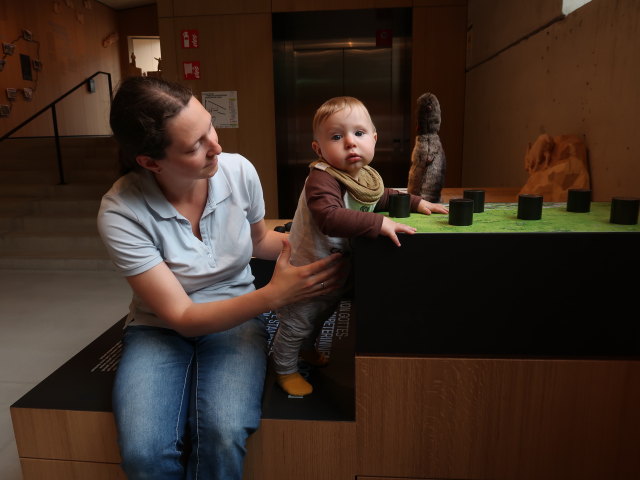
[273,9,412,218]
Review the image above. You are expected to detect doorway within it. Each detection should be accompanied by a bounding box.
[273,8,412,218]
[127,36,162,77]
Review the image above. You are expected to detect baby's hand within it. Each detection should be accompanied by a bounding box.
[418,199,449,215]
[380,216,417,247]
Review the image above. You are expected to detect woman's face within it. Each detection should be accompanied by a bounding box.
[158,96,222,180]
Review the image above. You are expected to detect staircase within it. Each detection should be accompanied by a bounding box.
[0,137,120,270]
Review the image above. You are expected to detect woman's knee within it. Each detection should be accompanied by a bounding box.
[195,416,255,457]
[119,441,184,479]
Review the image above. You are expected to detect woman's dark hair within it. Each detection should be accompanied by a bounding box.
[110,76,193,173]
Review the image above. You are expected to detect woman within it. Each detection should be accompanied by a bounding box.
[98,76,343,479]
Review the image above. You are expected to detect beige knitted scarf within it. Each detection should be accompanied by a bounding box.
[310,160,384,205]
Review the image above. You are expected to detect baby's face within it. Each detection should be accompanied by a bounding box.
[312,106,377,180]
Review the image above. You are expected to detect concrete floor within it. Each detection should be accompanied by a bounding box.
[0,269,131,479]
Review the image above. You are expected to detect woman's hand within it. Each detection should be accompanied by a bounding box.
[380,216,417,247]
[262,238,345,310]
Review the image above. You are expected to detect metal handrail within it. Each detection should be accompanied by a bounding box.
[0,71,113,184]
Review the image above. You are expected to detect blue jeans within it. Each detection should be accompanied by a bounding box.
[112,316,268,479]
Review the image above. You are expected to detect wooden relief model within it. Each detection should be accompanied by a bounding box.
[519,133,590,202]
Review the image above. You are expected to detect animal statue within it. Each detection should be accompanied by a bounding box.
[407,92,446,203]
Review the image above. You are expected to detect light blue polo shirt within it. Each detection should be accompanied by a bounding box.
[97,153,265,328]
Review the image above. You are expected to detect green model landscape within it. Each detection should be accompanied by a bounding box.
[389,202,640,233]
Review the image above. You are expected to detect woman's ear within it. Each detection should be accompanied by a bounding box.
[311,140,322,158]
[136,155,162,174]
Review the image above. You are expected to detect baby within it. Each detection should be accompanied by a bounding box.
[272,96,447,396]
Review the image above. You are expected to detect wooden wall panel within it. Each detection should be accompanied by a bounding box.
[271,0,411,12]
[0,0,120,138]
[55,74,114,136]
[414,0,466,5]
[156,0,173,18]
[357,478,427,480]
[466,0,562,68]
[12,409,354,480]
[463,0,640,199]
[20,458,125,480]
[10,408,120,464]
[243,419,356,480]
[171,0,271,16]
[356,356,640,480]
[411,5,467,186]
[159,13,278,216]
[158,18,178,81]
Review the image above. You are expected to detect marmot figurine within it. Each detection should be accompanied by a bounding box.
[407,92,446,203]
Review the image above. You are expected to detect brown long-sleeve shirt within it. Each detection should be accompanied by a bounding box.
[305,168,422,239]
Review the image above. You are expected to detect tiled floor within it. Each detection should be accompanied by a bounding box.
[0,269,131,479]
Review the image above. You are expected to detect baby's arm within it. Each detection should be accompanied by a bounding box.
[377,189,447,215]
[306,170,384,238]
[416,198,449,215]
[306,172,417,246]
[380,217,417,247]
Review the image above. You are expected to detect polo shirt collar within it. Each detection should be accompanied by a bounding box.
[137,166,232,220]
[208,162,232,210]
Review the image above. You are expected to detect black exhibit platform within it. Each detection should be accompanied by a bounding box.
[11,316,126,412]
[13,259,355,422]
[261,299,355,421]
[354,231,640,357]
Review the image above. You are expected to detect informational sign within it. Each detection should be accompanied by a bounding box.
[181,30,199,48]
[183,61,201,80]
[201,91,239,128]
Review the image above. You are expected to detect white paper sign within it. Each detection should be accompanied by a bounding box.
[201,91,238,128]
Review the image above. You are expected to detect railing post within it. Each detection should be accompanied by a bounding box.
[51,104,65,185]
[107,72,113,100]
[1,71,112,185]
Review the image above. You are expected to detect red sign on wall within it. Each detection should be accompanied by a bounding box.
[183,61,201,80]
[181,30,199,49]
[376,29,393,48]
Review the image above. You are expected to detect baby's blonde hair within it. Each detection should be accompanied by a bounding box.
[312,96,376,138]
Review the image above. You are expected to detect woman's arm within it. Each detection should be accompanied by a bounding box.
[250,219,287,260]
[126,239,344,337]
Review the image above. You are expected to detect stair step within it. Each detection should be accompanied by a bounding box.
[0,137,120,270]
[0,184,54,198]
[0,231,107,253]
[51,183,112,198]
[0,183,110,198]
[0,198,36,214]
[0,157,60,170]
[0,161,117,173]
[0,170,60,184]
[31,198,101,215]
[18,215,98,233]
[0,215,19,233]
[0,252,114,271]
[0,136,117,159]
[63,170,119,184]
[0,212,98,234]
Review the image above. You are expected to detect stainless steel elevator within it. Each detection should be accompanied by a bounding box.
[273,9,412,217]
